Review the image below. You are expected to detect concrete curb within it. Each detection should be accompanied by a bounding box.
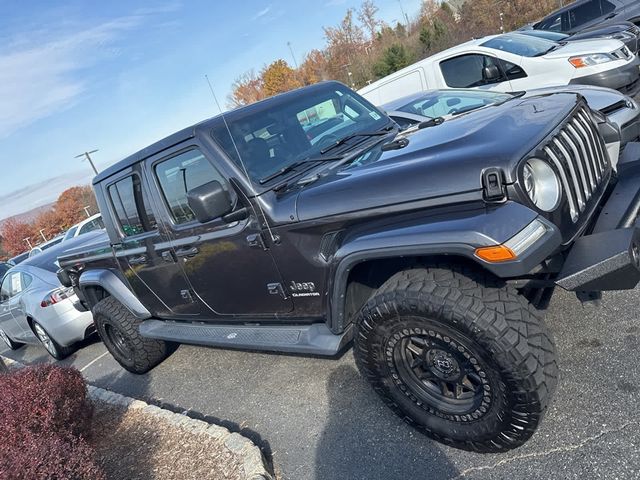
[1,355,273,480]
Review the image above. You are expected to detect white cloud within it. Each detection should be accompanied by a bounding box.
[0,169,94,220]
[252,5,272,20]
[0,8,175,139]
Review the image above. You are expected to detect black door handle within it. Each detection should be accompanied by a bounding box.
[175,246,199,258]
[128,255,147,265]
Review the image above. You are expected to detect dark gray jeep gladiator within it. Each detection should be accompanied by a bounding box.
[58,81,640,452]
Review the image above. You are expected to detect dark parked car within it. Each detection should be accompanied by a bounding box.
[9,252,29,265]
[521,21,640,53]
[59,81,640,453]
[533,0,640,35]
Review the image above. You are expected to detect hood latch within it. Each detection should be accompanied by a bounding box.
[482,167,507,202]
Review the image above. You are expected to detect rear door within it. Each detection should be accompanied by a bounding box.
[146,143,293,318]
[103,166,206,318]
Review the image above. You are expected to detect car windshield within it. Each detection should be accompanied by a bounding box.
[210,83,390,185]
[395,90,514,118]
[482,34,559,57]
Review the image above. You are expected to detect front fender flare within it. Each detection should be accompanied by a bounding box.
[79,269,151,320]
[326,202,561,333]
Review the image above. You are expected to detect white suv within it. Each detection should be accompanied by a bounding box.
[359,33,640,105]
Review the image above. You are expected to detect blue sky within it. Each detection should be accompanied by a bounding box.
[0,0,422,219]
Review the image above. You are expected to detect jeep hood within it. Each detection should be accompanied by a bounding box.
[294,93,580,221]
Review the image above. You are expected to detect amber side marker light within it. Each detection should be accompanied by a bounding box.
[475,245,517,263]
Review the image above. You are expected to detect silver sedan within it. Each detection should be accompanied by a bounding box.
[0,232,103,359]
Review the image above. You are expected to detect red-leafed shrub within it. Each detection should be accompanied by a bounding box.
[0,364,105,480]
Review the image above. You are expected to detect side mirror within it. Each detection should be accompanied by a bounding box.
[483,65,500,81]
[187,181,233,224]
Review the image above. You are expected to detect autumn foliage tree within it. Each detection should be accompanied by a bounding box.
[228,0,566,106]
[0,185,98,257]
[0,218,38,257]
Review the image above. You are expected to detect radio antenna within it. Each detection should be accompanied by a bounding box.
[204,74,278,244]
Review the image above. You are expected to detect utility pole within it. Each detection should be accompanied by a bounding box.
[75,149,99,175]
[397,0,410,33]
[287,41,299,69]
[23,238,33,250]
[38,229,47,242]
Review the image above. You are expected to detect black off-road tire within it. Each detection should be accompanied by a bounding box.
[93,296,170,374]
[353,264,558,453]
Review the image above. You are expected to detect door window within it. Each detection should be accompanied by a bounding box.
[155,149,228,225]
[440,54,506,88]
[1,272,23,301]
[0,275,12,302]
[568,0,602,28]
[108,175,157,237]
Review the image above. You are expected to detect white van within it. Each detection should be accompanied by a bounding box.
[359,32,639,105]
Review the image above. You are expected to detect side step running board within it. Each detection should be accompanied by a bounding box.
[139,320,352,357]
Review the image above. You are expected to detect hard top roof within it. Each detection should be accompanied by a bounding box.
[92,81,347,185]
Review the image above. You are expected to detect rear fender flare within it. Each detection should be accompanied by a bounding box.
[78,269,151,320]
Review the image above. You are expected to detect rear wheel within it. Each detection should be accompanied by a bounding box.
[0,328,21,351]
[93,296,170,374]
[33,321,74,360]
[353,265,558,453]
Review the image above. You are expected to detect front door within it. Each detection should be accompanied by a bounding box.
[439,53,513,93]
[147,146,293,317]
[104,167,206,318]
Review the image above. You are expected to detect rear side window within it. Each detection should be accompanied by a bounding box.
[108,175,157,237]
[155,149,227,225]
[537,13,563,32]
[500,60,527,80]
[78,217,104,235]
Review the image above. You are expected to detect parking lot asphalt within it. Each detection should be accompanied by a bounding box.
[3,287,640,479]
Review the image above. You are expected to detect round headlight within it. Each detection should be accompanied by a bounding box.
[523,158,561,212]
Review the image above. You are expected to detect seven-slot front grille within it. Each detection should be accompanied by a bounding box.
[540,106,609,223]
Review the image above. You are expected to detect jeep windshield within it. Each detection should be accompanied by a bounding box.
[210,83,392,186]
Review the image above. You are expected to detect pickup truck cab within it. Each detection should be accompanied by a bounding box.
[59,81,640,453]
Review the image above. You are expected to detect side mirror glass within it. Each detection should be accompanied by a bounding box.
[187,181,233,224]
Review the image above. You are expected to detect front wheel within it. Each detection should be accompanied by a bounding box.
[353,265,558,453]
[92,296,171,374]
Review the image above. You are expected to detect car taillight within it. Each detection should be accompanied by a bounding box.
[41,287,74,308]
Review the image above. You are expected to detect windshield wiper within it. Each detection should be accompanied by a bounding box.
[319,126,394,155]
[381,117,444,151]
[259,155,343,185]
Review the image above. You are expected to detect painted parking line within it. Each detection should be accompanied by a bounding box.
[79,351,110,372]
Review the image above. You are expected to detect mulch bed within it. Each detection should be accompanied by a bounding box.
[91,403,244,480]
